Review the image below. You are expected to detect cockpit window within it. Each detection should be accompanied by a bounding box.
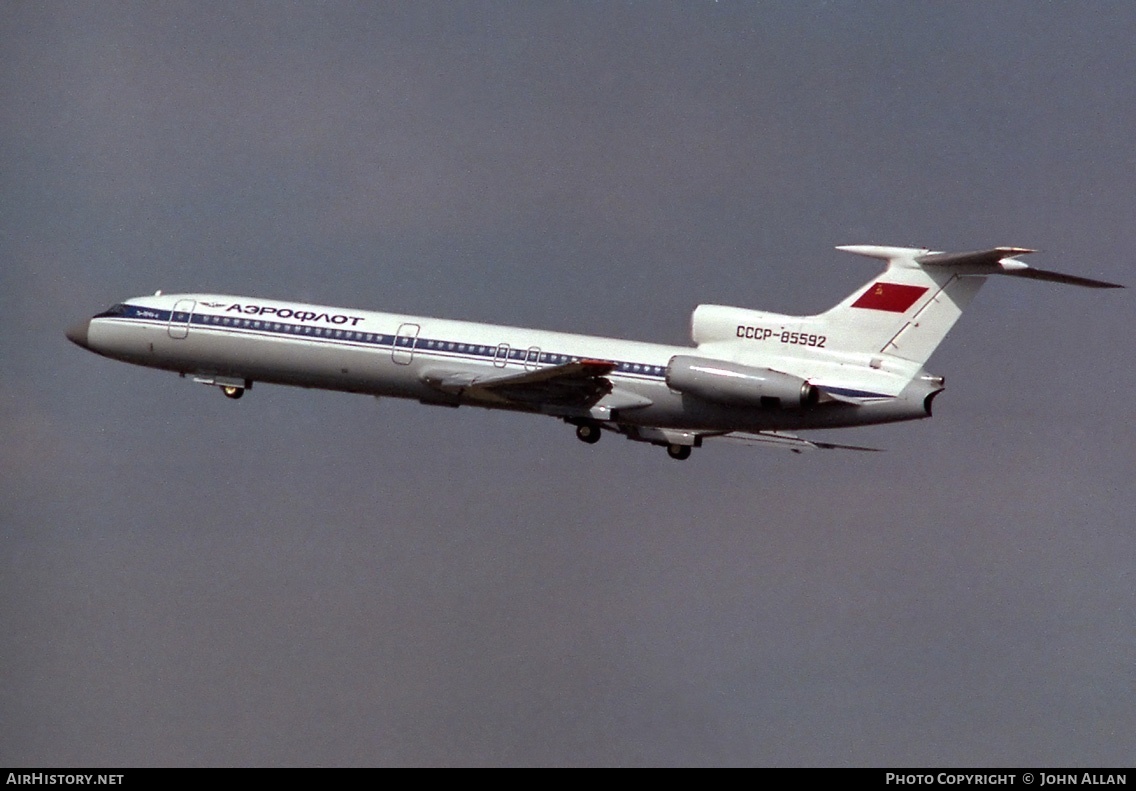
[94,303,130,318]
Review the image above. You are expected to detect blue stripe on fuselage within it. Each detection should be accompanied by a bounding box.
[96,306,671,381]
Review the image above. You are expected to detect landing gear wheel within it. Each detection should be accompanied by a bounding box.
[221,385,244,400]
[575,423,602,444]
[666,444,691,461]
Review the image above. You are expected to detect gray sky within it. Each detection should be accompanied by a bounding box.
[3,2,1133,767]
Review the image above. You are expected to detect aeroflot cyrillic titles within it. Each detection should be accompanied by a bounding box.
[66,245,1122,460]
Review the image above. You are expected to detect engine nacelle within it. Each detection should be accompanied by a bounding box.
[666,355,819,410]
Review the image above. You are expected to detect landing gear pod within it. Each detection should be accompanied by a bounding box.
[666,355,819,410]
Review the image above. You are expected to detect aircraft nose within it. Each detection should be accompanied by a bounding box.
[65,318,91,349]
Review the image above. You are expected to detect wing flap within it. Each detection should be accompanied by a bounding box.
[421,359,618,408]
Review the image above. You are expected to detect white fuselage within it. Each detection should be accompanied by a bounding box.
[69,293,936,440]
[68,247,1119,456]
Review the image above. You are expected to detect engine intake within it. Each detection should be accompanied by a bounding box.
[666,355,819,410]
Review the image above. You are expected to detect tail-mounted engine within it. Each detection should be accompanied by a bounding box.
[666,355,819,410]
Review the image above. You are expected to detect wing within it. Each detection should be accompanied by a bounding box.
[616,425,882,453]
[716,430,883,453]
[421,359,620,408]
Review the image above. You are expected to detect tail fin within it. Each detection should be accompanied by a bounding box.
[820,245,1122,365]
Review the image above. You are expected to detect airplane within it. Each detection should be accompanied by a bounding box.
[65,245,1122,460]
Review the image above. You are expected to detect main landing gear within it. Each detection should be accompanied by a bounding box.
[573,421,693,460]
[575,423,602,444]
[666,444,692,461]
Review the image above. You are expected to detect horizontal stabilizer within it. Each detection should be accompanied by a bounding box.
[995,266,1124,289]
[915,247,1036,268]
[915,247,1123,288]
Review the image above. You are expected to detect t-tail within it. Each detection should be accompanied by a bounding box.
[817,245,1122,365]
[693,246,1121,368]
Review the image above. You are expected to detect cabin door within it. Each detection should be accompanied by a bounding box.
[392,323,420,365]
[524,346,541,372]
[168,299,196,339]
